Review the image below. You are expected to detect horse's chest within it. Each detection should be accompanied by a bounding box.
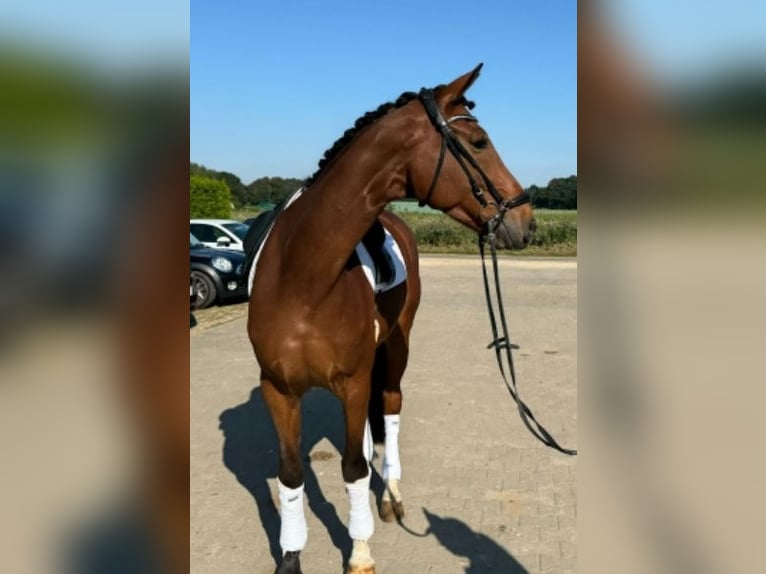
[253,315,372,387]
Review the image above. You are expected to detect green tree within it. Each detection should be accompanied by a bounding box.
[527,184,544,207]
[190,162,213,177]
[190,175,232,218]
[190,163,249,207]
[248,176,305,204]
[547,176,577,209]
[528,175,576,209]
[215,171,248,206]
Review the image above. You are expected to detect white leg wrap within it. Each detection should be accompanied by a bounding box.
[277,479,307,553]
[363,418,373,463]
[345,470,374,541]
[382,414,401,480]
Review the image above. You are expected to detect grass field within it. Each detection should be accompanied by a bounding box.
[391,208,576,256]
[232,205,576,257]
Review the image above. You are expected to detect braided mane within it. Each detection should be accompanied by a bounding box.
[304,84,474,187]
[304,90,418,187]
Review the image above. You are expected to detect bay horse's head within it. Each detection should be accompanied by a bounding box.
[406,64,535,249]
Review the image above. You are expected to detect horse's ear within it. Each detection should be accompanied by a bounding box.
[437,63,483,106]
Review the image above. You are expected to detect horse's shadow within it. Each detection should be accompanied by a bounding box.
[219,388,526,573]
[422,508,529,573]
[220,387,364,567]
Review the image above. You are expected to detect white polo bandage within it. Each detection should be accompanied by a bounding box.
[363,418,373,463]
[345,470,374,541]
[277,479,307,552]
[382,414,401,480]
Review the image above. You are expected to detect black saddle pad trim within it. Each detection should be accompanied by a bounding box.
[360,219,395,286]
[243,196,291,275]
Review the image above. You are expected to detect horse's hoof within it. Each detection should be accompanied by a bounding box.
[379,499,405,522]
[346,564,375,574]
[275,551,302,574]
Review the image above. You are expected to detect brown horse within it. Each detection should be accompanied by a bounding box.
[247,64,535,574]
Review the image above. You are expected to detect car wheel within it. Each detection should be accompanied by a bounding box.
[191,271,217,309]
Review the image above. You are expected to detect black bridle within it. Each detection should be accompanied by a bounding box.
[417,88,531,217]
[418,88,577,456]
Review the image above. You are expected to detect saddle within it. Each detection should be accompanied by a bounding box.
[350,219,395,286]
[243,197,288,277]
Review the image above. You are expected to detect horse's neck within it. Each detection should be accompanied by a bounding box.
[276,135,407,297]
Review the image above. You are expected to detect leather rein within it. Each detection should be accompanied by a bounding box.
[418,88,577,456]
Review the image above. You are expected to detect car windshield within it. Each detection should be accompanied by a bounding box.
[190,232,203,248]
[223,222,250,240]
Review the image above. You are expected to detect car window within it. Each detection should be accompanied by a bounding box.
[222,222,249,240]
[190,232,203,248]
[190,223,225,243]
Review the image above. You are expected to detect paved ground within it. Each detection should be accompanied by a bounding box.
[191,255,577,574]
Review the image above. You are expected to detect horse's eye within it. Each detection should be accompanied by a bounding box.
[473,138,488,150]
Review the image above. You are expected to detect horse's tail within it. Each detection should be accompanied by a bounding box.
[368,343,387,444]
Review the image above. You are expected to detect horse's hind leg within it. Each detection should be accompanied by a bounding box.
[261,378,306,574]
[340,375,376,574]
[378,326,408,522]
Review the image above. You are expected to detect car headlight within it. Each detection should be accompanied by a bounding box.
[211,256,233,273]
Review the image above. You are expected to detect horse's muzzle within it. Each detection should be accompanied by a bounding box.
[491,215,535,250]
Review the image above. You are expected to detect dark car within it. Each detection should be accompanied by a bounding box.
[190,233,247,309]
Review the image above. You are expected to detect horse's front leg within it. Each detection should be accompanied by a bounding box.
[341,376,376,574]
[261,377,306,574]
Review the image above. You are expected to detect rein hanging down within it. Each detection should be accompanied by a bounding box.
[480,233,577,456]
[417,87,576,456]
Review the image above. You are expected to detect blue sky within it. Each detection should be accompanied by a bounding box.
[191,0,576,188]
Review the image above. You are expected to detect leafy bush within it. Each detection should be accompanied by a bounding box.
[528,216,577,246]
[394,210,576,256]
[409,216,474,247]
[190,175,232,218]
